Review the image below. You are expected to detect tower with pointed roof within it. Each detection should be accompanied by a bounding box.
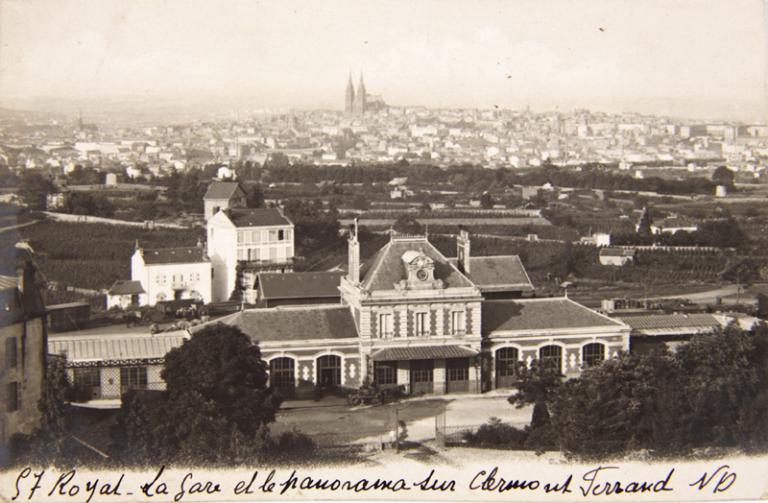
[344,72,355,114]
[353,72,367,116]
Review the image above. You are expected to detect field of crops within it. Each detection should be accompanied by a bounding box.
[0,220,201,290]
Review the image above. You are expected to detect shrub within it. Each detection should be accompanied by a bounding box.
[463,417,527,449]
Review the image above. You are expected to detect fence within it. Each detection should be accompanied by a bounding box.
[435,416,485,447]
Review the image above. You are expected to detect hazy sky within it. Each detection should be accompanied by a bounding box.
[0,0,765,121]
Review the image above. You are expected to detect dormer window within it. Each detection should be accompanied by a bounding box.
[396,250,444,290]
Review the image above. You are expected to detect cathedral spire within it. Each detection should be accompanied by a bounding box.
[345,70,355,114]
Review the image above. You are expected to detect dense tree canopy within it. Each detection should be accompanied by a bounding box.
[548,324,768,459]
[712,166,735,187]
[112,324,282,464]
[392,214,425,235]
[18,171,56,210]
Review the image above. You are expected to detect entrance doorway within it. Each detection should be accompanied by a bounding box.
[446,357,470,393]
[495,347,519,388]
[410,359,434,395]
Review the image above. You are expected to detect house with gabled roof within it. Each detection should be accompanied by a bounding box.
[203,180,246,221]
[106,280,146,310]
[131,241,212,306]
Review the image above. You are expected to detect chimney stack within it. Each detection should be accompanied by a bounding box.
[348,217,360,284]
[457,226,471,274]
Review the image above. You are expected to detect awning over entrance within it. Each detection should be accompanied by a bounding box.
[372,345,478,361]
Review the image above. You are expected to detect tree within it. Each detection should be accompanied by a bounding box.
[18,171,56,210]
[636,206,653,237]
[480,191,495,209]
[721,258,760,287]
[245,184,265,208]
[163,323,280,430]
[508,360,563,427]
[392,214,424,235]
[113,324,282,464]
[712,166,735,187]
[64,192,115,217]
[549,328,768,459]
[550,350,682,459]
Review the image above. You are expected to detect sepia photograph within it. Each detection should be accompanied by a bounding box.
[0,0,767,500]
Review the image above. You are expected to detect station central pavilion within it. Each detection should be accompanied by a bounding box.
[201,225,630,398]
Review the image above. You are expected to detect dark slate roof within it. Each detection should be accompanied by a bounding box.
[483,298,626,333]
[360,237,473,291]
[616,313,720,331]
[599,247,636,257]
[48,333,186,363]
[108,280,146,295]
[372,345,477,361]
[142,247,208,265]
[225,208,292,228]
[204,181,244,200]
[214,306,358,342]
[257,271,343,300]
[448,255,533,291]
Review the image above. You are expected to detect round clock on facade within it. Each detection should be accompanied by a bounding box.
[416,269,429,281]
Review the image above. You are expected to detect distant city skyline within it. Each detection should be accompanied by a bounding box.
[0,0,765,122]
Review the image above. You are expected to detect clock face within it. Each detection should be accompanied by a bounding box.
[416,269,429,281]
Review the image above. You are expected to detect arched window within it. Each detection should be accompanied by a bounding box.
[539,345,562,374]
[270,357,295,392]
[317,355,341,387]
[495,347,519,388]
[582,343,605,368]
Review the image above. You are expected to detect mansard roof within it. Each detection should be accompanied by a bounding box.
[224,208,293,228]
[212,305,358,342]
[204,181,244,200]
[360,236,474,291]
[483,297,626,333]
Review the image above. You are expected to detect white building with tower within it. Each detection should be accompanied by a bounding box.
[207,208,295,303]
[203,181,247,221]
